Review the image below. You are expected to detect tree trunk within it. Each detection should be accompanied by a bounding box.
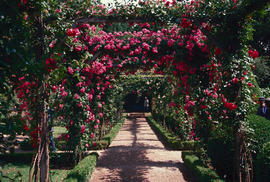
[30,11,50,182]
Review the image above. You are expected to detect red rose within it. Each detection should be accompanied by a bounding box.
[248,49,259,59]
[214,48,222,56]
[232,78,238,84]
[247,82,255,88]
[80,125,86,134]
[224,102,238,110]
[74,45,82,52]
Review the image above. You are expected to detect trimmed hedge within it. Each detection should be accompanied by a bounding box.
[182,151,224,182]
[94,117,126,149]
[65,152,99,182]
[151,111,190,140]
[147,116,200,150]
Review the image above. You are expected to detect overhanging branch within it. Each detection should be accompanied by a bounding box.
[87,51,102,64]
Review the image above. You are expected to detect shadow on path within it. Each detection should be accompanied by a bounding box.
[89,114,197,182]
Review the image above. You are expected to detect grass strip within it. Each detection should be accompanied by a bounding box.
[182,151,225,182]
[146,116,199,150]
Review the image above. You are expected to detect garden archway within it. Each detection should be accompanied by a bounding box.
[10,1,269,182]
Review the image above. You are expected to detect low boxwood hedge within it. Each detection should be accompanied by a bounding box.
[182,151,224,182]
[94,117,125,149]
[147,116,200,150]
[65,152,99,182]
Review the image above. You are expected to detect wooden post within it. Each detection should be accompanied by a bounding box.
[40,92,50,182]
[29,11,50,182]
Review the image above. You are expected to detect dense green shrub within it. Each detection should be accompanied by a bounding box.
[255,142,270,182]
[206,113,270,181]
[247,114,270,154]
[207,127,234,181]
[182,151,224,182]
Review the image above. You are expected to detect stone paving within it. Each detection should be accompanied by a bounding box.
[89,114,197,182]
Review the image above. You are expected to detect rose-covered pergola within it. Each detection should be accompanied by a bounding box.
[3,0,269,182]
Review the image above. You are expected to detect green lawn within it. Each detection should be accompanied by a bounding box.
[53,126,67,138]
[1,162,69,182]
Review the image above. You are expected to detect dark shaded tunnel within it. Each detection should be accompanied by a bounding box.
[123,92,151,112]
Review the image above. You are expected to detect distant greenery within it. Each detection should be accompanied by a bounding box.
[54,126,67,138]
[250,5,270,57]
[253,56,270,88]
[250,4,270,88]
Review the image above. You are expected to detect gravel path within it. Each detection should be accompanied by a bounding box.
[89,114,197,182]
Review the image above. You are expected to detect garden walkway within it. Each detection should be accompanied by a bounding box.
[89,113,196,182]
